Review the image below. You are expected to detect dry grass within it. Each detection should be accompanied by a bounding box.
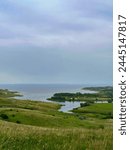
[0,120,112,150]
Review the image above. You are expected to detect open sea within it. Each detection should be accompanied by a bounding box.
[0,84,94,101]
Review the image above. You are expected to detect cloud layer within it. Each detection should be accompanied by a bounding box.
[0,0,112,84]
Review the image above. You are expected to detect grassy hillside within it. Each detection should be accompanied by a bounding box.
[73,103,113,119]
[0,120,112,150]
[0,88,113,150]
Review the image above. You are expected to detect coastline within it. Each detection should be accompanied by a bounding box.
[0,87,113,149]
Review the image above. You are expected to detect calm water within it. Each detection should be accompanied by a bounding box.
[0,84,95,112]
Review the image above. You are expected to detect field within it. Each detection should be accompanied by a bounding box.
[0,88,113,150]
[73,103,113,119]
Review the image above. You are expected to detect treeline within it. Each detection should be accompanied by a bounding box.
[47,86,113,102]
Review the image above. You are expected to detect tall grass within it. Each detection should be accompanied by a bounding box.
[0,120,112,150]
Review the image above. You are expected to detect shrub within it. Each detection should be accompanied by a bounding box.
[80,102,91,107]
[108,99,113,103]
[16,120,21,124]
[0,114,9,120]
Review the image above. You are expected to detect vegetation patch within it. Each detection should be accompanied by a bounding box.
[48,86,113,102]
[0,113,9,120]
[0,120,112,150]
[0,88,113,149]
[73,103,113,119]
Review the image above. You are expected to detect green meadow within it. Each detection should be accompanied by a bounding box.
[0,88,113,150]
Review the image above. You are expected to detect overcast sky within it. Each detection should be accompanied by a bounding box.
[0,0,112,85]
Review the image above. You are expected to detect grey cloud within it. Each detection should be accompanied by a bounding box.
[0,0,112,84]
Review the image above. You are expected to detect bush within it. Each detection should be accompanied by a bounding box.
[80,102,91,107]
[0,114,9,120]
[16,120,21,124]
[108,99,113,103]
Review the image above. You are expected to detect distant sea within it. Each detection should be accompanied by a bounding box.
[0,84,95,101]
